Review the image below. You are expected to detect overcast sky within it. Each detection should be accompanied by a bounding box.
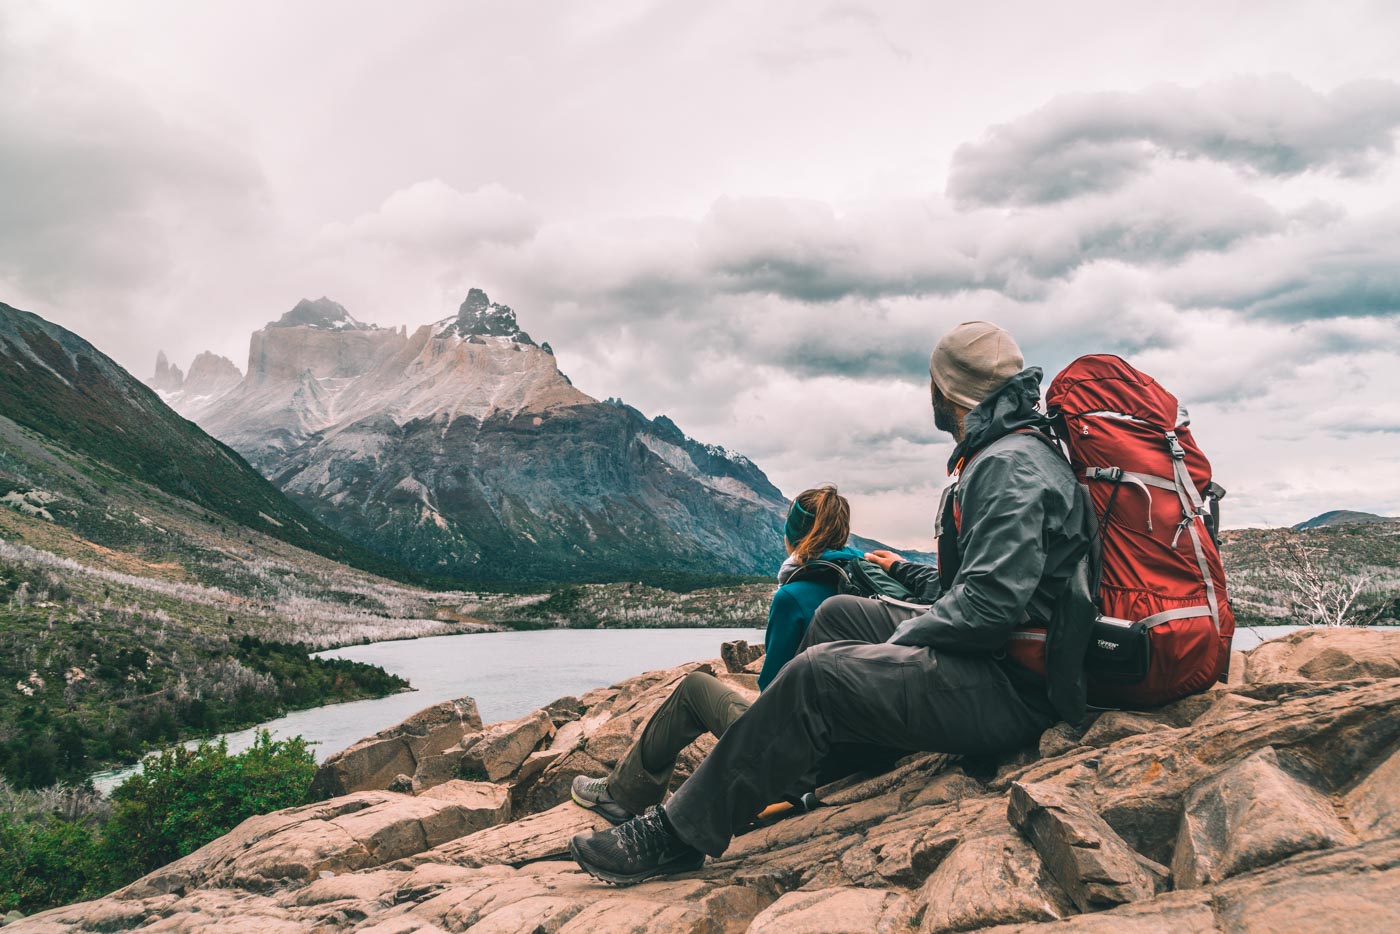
[4,1,1400,547]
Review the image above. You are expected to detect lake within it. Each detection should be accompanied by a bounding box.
[91,626,765,793]
[89,622,1327,794]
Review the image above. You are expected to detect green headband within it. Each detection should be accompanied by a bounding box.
[784,499,816,547]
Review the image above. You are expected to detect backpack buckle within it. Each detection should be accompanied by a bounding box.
[1163,431,1186,460]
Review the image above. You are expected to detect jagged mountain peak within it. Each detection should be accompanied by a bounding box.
[148,350,184,393]
[183,351,243,397]
[437,289,536,346]
[272,297,371,331]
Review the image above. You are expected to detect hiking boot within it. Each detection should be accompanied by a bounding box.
[569,806,704,886]
[570,775,633,825]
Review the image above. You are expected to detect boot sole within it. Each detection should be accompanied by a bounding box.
[567,837,704,887]
[570,789,632,826]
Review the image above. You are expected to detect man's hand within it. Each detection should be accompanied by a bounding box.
[863,550,904,572]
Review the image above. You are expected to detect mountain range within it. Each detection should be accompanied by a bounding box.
[0,300,410,581]
[149,290,795,583]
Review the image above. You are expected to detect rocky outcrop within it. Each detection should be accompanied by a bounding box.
[14,629,1400,933]
[1245,627,1400,683]
[311,697,484,798]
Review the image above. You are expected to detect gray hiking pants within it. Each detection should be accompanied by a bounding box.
[664,594,1054,856]
[607,671,751,816]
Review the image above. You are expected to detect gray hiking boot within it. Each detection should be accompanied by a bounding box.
[570,774,633,825]
[569,806,704,886]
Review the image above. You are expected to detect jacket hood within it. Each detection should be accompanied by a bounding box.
[949,367,1048,472]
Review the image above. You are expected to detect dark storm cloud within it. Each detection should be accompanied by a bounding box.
[949,76,1400,206]
[1167,209,1400,322]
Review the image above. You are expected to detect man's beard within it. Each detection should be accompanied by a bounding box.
[933,394,959,437]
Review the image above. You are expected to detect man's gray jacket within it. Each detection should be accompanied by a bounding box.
[888,367,1096,720]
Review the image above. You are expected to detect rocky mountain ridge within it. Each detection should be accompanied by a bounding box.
[1293,509,1396,530]
[0,301,409,580]
[149,291,793,582]
[14,628,1400,932]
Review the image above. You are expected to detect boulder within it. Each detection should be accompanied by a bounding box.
[916,829,1072,932]
[310,696,482,797]
[1171,745,1355,888]
[412,708,555,790]
[721,639,764,673]
[1008,781,1162,911]
[543,695,584,725]
[455,709,555,783]
[1246,628,1400,684]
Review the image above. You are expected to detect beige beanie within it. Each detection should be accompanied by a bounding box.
[928,321,1024,409]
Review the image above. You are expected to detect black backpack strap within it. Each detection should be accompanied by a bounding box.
[785,559,851,590]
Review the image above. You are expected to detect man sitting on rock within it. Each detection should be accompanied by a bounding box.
[570,321,1093,885]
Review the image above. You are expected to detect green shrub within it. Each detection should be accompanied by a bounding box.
[101,731,316,878]
[0,812,102,914]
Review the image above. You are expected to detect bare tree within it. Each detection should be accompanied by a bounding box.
[1263,536,1385,628]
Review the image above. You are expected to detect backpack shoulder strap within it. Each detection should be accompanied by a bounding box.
[784,559,850,589]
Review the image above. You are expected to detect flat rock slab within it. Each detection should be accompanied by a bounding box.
[1008,781,1161,912]
[748,886,913,933]
[117,783,510,898]
[1172,745,1355,888]
[401,801,611,868]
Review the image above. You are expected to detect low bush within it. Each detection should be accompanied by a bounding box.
[0,731,316,917]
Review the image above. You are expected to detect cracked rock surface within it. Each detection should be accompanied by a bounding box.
[12,630,1400,933]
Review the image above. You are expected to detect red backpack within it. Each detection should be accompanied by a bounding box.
[1042,354,1235,707]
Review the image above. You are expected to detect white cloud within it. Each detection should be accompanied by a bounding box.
[949,76,1400,206]
[324,179,540,254]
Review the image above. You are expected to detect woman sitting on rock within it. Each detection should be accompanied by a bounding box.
[570,484,864,824]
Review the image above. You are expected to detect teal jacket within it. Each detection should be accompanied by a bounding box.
[758,546,865,691]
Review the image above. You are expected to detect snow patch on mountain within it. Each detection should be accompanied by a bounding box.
[638,433,763,504]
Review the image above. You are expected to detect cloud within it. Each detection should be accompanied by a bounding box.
[0,20,266,300]
[491,163,1282,328]
[1164,206,1400,321]
[323,179,540,255]
[949,76,1400,206]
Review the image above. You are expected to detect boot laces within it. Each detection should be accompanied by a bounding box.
[615,808,670,860]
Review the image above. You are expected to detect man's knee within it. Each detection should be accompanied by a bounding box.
[807,594,878,644]
[679,670,719,695]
